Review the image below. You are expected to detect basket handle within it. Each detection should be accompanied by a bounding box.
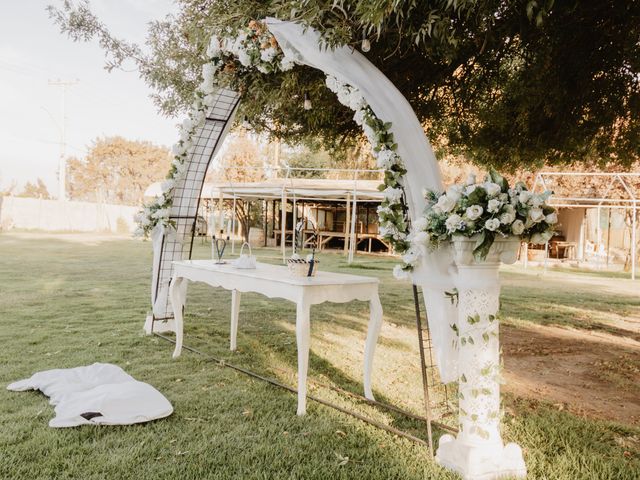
[240,242,252,257]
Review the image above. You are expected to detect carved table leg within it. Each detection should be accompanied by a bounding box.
[230,289,241,351]
[364,293,383,400]
[295,299,311,415]
[169,276,188,359]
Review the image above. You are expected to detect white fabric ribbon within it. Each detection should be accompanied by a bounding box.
[266,18,458,382]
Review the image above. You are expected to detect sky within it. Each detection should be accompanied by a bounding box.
[0,0,180,196]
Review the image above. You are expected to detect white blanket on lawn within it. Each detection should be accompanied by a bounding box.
[7,363,173,428]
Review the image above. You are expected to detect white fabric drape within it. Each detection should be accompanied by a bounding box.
[7,363,173,427]
[266,19,458,382]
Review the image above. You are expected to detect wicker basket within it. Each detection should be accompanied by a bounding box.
[287,258,319,277]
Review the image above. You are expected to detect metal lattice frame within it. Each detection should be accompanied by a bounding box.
[151,88,240,323]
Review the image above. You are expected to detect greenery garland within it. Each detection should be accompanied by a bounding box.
[134,20,415,276]
[135,20,555,279]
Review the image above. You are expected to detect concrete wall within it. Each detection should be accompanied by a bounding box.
[0,196,139,234]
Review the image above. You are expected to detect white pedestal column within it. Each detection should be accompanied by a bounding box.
[436,237,526,480]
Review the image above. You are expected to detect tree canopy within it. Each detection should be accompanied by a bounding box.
[49,0,640,170]
[66,136,170,205]
[17,178,52,199]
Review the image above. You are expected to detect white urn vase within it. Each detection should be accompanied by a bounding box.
[435,236,527,480]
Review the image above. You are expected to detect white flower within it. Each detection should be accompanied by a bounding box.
[484,182,502,197]
[206,36,221,57]
[376,149,399,169]
[260,47,277,62]
[134,212,151,227]
[434,194,457,213]
[336,85,352,107]
[192,109,206,126]
[280,57,295,71]
[347,91,367,110]
[487,198,502,213]
[445,214,464,232]
[325,75,339,93]
[237,50,252,67]
[152,208,169,220]
[529,207,545,223]
[465,205,483,220]
[465,184,478,195]
[172,144,185,157]
[545,212,558,224]
[518,191,533,204]
[393,264,410,280]
[511,219,525,235]
[529,195,544,208]
[202,62,218,86]
[172,159,187,176]
[499,211,516,225]
[376,204,392,216]
[182,118,194,133]
[199,79,215,96]
[485,218,501,231]
[383,187,403,203]
[402,247,421,265]
[466,173,476,186]
[161,179,175,193]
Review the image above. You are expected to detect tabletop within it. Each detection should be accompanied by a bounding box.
[173,260,380,287]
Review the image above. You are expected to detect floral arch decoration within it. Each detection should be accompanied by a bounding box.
[138,18,432,329]
[137,18,559,480]
[139,17,555,362]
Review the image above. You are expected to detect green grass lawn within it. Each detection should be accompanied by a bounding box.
[0,232,638,479]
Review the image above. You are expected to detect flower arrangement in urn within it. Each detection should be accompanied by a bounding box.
[412,169,557,261]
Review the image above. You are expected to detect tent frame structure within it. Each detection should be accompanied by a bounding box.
[192,163,388,262]
[532,172,639,280]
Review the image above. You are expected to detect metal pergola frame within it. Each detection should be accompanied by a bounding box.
[532,172,639,280]
[179,163,388,264]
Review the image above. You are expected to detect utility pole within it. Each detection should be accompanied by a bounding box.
[48,78,79,201]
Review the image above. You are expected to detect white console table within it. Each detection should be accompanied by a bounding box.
[169,260,383,415]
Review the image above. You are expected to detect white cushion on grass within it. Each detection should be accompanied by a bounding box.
[7,363,173,428]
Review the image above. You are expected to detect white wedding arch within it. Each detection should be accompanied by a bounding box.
[141,18,527,480]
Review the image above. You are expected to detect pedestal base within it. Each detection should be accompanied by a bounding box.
[143,315,176,335]
[436,434,526,480]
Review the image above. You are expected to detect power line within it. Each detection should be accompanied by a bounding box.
[48,78,79,201]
